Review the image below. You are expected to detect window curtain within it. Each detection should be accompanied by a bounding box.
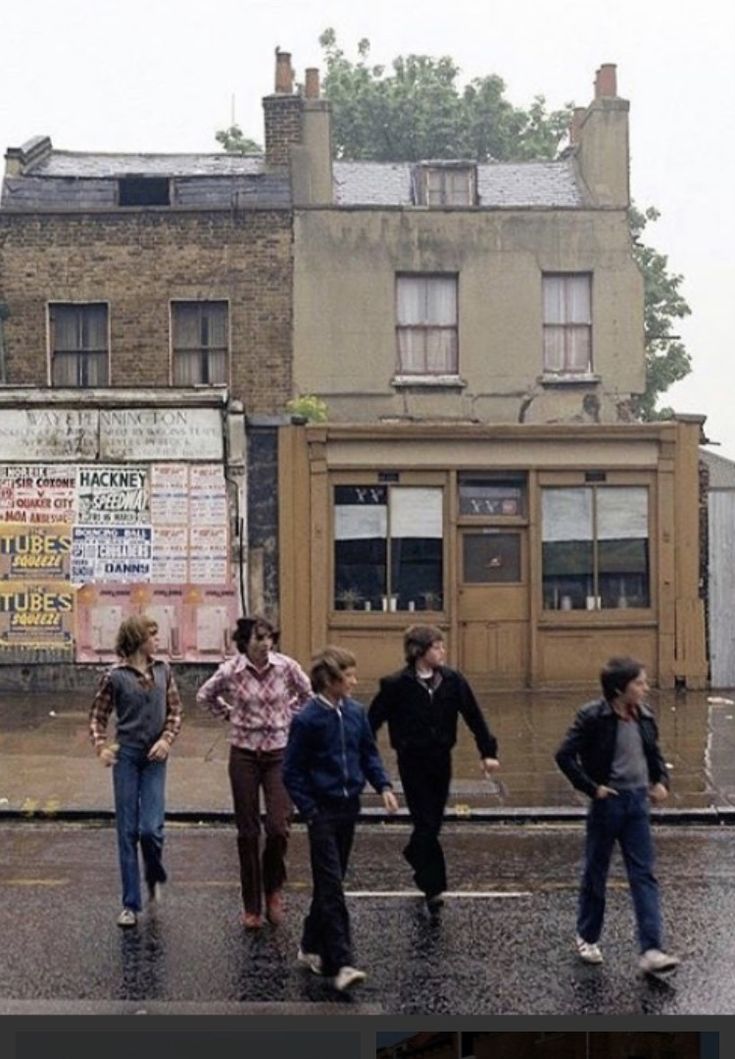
[51,305,108,386]
[543,275,591,372]
[397,276,457,373]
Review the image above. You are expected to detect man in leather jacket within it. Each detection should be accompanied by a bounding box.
[369,624,500,909]
[555,656,680,975]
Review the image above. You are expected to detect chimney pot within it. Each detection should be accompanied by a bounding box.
[594,63,617,99]
[275,49,294,94]
[304,67,320,100]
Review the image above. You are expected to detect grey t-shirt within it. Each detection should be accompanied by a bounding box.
[609,716,649,789]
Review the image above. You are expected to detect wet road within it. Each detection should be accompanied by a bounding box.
[3,685,735,815]
[1,821,734,1015]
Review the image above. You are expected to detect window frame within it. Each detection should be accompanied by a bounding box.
[331,475,447,616]
[170,299,230,387]
[395,272,459,377]
[540,482,653,613]
[47,301,110,388]
[542,272,593,375]
[416,165,477,206]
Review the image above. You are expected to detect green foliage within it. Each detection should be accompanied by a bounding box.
[318,28,572,162]
[628,205,692,420]
[319,30,693,417]
[286,394,329,423]
[215,124,263,155]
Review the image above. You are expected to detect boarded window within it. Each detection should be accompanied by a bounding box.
[50,303,109,387]
[119,177,170,206]
[396,275,458,374]
[172,301,228,385]
[334,485,443,612]
[543,273,592,373]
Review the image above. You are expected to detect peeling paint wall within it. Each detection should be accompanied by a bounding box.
[293,208,644,424]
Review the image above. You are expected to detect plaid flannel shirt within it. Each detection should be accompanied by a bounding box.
[196,650,311,751]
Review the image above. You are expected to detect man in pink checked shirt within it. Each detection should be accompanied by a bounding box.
[197,615,311,929]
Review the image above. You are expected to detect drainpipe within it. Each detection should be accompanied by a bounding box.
[0,303,8,383]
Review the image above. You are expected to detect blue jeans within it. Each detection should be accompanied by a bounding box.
[112,744,167,912]
[577,786,663,953]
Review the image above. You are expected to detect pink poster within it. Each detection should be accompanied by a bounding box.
[75,582,238,663]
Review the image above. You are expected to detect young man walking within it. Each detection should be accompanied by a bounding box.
[368,625,499,909]
[283,646,398,992]
[197,615,311,929]
[89,615,182,927]
[555,656,680,974]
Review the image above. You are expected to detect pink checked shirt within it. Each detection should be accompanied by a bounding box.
[196,651,312,751]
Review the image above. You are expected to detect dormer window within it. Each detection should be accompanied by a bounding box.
[118,177,170,206]
[414,163,476,206]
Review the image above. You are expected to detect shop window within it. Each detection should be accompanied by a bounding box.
[396,274,458,375]
[463,531,521,584]
[50,303,109,386]
[543,273,592,373]
[172,301,228,385]
[542,486,650,610]
[459,473,527,517]
[334,485,443,612]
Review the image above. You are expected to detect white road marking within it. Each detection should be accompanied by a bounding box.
[345,889,532,898]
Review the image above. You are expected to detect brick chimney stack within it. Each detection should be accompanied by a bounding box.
[568,107,587,146]
[573,64,629,208]
[263,48,302,167]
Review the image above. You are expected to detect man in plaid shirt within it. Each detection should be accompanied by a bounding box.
[90,614,182,928]
[197,615,311,928]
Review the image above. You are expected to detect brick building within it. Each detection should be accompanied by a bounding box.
[0,52,708,686]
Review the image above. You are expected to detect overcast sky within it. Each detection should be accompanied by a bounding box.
[2,0,733,457]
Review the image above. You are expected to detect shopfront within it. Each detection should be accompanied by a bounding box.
[279,419,707,689]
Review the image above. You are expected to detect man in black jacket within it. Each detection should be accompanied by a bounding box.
[555,656,680,975]
[369,624,499,909]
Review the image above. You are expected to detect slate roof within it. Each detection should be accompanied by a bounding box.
[332,159,587,207]
[2,142,587,211]
[0,146,290,210]
[33,152,265,177]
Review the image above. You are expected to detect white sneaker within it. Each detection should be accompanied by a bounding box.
[117,908,137,928]
[639,948,681,974]
[296,947,323,975]
[575,934,603,964]
[334,965,367,992]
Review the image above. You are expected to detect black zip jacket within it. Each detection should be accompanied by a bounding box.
[368,665,497,759]
[555,697,669,799]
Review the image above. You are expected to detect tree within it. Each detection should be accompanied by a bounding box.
[318,30,692,418]
[319,28,571,162]
[215,124,262,155]
[628,205,691,420]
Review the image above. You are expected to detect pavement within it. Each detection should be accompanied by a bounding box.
[2,684,735,822]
